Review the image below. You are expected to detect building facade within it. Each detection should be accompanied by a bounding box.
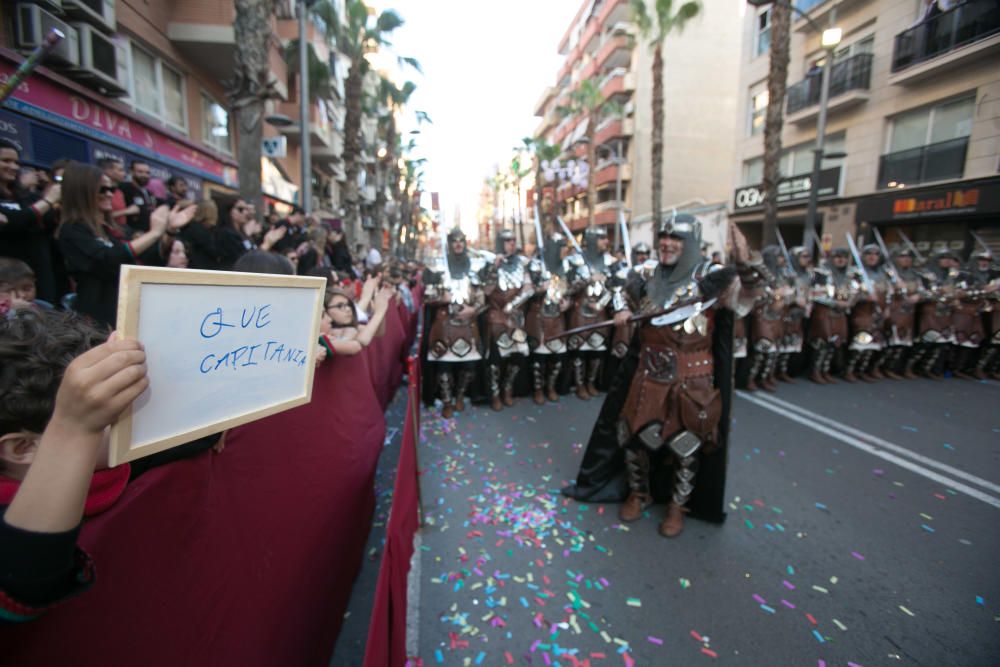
[732,0,1000,255]
[1,0,345,215]
[532,0,743,244]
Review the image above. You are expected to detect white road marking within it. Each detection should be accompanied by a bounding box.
[746,391,1000,495]
[737,391,1000,510]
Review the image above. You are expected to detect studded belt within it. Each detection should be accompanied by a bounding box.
[640,345,713,382]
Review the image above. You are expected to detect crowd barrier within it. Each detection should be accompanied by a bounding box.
[2,298,418,666]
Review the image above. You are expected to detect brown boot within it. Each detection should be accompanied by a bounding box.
[441,403,454,419]
[502,388,515,407]
[860,373,877,383]
[618,491,651,522]
[745,377,758,391]
[777,372,796,384]
[824,373,838,384]
[533,389,546,405]
[547,386,559,402]
[586,382,599,398]
[576,384,590,400]
[883,370,903,380]
[809,369,827,384]
[868,367,885,380]
[490,395,503,411]
[902,369,920,380]
[842,372,858,383]
[455,396,466,412]
[762,377,779,392]
[659,503,686,538]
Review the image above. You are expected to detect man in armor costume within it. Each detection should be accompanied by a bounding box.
[565,227,619,400]
[745,246,786,391]
[482,229,534,411]
[881,248,924,379]
[562,215,757,539]
[844,245,891,382]
[526,232,573,404]
[807,248,856,384]
[913,250,960,379]
[950,249,996,379]
[421,228,487,418]
[632,242,652,265]
[778,246,814,383]
[967,250,1000,378]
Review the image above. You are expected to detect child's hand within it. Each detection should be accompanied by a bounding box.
[51,334,149,435]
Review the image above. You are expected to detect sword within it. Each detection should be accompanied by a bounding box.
[619,207,632,268]
[810,229,826,261]
[846,233,875,294]
[898,230,925,265]
[775,228,795,278]
[0,29,64,105]
[550,298,717,341]
[970,230,992,257]
[556,216,582,253]
[872,227,900,285]
[533,204,545,253]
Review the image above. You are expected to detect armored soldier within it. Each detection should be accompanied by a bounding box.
[421,228,486,418]
[632,242,652,265]
[778,246,813,383]
[746,246,785,391]
[912,250,960,379]
[844,244,891,382]
[483,229,534,411]
[807,248,856,384]
[526,232,573,404]
[950,249,993,379]
[562,215,756,539]
[967,249,1000,378]
[881,248,924,379]
[565,227,618,400]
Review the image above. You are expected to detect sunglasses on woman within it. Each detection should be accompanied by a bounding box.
[99,186,116,195]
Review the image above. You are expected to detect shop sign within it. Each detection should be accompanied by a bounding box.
[856,178,1000,222]
[0,110,31,160]
[0,59,236,187]
[733,167,841,212]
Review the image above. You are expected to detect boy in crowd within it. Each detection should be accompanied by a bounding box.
[0,309,148,621]
[0,256,54,310]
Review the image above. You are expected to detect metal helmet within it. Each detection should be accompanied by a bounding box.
[543,232,567,275]
[447,228,466,245]
[829,247,850,259]
[656,212,700,242]
[583,226,609,252]
[495,228,517,255]
[893,247,915,259]
[762,245,783,275]
[632,241,651,258]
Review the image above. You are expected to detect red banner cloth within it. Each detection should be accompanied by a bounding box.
[363,361,422,667]
[2,352,387,667]
[367,303,408,410]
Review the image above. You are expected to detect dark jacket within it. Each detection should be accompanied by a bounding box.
[0,193,59,304]
[58,221,142,328]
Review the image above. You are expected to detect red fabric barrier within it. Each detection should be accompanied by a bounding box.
[3,352,388,667]
[367,304,408,410]
[363,357,422,667]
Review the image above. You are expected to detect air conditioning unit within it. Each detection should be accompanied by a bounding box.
[62,0,115,34]
[16,4,80,68]
[72,22,127,97]
[21,0,64,11]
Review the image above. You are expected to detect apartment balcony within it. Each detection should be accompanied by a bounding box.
[566,208,619,231]
[889,0,1000,86]
[169,4,286,99]
[313,129,343,165]
[785,53,873,123]
[534,86,557,116]
[535,108,560,138]
[275,100,333,148]
[594,116,634,146]
[600,67,636,100]
[594,34,632,75]
[594,161,632,188]
[877,137,969,190]
[792,0,865,34]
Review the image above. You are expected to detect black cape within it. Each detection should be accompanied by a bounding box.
[561,302,735,524]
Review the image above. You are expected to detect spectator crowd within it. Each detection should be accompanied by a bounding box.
[0,137,427,626]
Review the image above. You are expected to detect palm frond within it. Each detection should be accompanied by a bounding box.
[397,56,423,74]
[375,9,405,33]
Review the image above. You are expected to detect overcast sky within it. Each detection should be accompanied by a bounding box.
[369,1,577,238]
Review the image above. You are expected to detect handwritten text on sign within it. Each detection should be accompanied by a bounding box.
[198,305,308,373]
[130,283,317,449]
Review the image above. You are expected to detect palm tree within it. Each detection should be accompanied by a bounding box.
[630,0,701,228]
[761,2,791,246]
[230,0,279,214]
[558,78,606,229]
[510,147,532,247]
[283,40,334,102]
[372,77,417,248]
[528,138,561,234]
[328,0,418,245]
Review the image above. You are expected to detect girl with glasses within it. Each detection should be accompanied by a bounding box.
[319,284,396,357]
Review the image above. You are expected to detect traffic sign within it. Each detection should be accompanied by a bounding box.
[262,136,287,158]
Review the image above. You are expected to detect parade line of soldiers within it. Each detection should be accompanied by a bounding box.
[421,226,1000,418]
[419,220,998,538]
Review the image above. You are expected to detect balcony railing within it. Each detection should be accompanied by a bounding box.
[891,0,1000,72]
[877,137,969,189]
[786,53,873,115]
[793,0,830,13]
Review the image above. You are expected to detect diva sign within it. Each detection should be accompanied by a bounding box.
[108,267,325,466]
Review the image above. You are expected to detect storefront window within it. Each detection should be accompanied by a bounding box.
[201,94,231,154]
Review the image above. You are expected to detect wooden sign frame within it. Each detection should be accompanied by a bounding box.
[109,266,326,467]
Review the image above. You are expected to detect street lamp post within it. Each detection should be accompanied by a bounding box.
[298,0,312,215]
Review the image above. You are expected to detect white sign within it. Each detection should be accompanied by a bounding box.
[109,267,325,466]
[262,135,287,158]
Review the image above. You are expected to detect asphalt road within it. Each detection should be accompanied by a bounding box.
[412,376,1000,666]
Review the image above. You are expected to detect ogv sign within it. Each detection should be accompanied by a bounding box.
[733,166,842,212]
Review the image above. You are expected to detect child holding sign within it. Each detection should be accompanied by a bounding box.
[0,309,148,621]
